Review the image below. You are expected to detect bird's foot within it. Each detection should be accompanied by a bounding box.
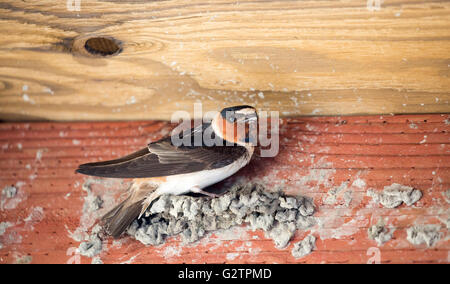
[190,186,221,198]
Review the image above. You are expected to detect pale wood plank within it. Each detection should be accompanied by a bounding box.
[0,0,449,121]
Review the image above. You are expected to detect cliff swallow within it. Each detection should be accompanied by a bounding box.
[76,105,258,238]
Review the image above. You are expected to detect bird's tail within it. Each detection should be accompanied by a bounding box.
[101,196,143,238]
[101,182,160,238]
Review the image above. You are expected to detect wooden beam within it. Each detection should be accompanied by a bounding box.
[0,0,449,121]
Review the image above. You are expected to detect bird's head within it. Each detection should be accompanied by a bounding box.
[212,105,258,147]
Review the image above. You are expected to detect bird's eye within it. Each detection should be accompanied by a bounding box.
[228,116,235,123]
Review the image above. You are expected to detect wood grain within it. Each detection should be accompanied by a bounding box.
[0,114,449,263]
[0,0,449,121]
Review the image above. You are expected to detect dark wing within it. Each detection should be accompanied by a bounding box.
[75,123,247,178]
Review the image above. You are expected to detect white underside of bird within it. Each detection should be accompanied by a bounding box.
[136,146,254,218]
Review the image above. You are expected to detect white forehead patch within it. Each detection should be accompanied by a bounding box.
[236,108,255,115]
